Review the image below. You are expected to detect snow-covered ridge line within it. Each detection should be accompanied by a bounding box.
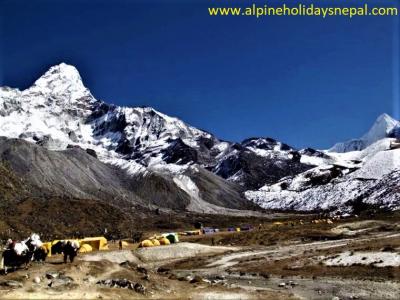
[1,62,399,214]
[0,63,321,189]
[246,138,400,214]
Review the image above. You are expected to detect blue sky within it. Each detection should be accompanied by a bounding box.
[0,0,398,149]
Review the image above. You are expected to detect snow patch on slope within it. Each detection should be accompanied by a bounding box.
[323,251,400,267]
[172,174,231,214]
[351,148,400,180]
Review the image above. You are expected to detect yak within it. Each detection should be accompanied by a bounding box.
[51,240,80,263]
[1,245,32,275]
[33,245,48,262]
[1,234,46,275]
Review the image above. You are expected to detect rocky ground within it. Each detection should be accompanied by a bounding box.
[1,215,400,299]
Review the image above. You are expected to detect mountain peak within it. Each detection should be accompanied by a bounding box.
[362,113,398,144]
[373,113,396,127]
[329,113,399,152]
[29,63,90,102]
[34,63,81,84]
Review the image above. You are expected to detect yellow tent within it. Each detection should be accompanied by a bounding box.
[151,239,160,246]
[139,240,154,248]
[158,237,170,245]
[41,242,53,256]
[79,237,108,251]
[78,244,93,253]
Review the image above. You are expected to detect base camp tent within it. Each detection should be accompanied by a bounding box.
[139,240,154,247]
[45,237,108,256]
[151,239,161,246]
[158,237,170,245]
[78,244,93,253]
[79,237,108,251]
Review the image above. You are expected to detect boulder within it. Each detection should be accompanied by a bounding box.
[48,276,74,288]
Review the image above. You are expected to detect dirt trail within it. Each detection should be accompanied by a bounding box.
[206,239,350,271]
[228,275,400,300]
[170,231,400,299]
[202,231,400,271]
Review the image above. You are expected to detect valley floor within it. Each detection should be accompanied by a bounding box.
[1,215,400,299]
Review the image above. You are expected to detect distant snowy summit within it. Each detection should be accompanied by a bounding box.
[246,113,400,214]
[329,113,399,153]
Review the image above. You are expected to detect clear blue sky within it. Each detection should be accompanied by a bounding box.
[0,0,398,149]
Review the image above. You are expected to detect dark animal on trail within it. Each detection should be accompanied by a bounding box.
[1,247,32,275]
[1,234,44,274]
[51,240,80,263]
[33,246,48,262]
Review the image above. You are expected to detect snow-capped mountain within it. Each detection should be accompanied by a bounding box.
[329,113,399,153]
[0,63,313,189]
[213,137,313,189]
[1,63,398,215]
[0,63,217,174]
[0,63,316,214]
[246,115,400,214]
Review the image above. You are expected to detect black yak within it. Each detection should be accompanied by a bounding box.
[1,234,45,274]
[32,245,48,262]
[1,246,32,275]
[51,240,80,263]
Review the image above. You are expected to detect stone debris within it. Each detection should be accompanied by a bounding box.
[137,266,148,274]
[45,271,60,280]
[83,276,96,284]
[119,261,137,269]
[48,275,74,288]
[96,279,146,294]
[288,280,298,287]
[178,275,193,282]
[259,272,270,279]
[0,280,23,288]
[156,267,170,274]
[189,275,203,284]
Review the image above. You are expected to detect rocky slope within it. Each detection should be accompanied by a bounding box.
[0,137,260,215]
[212,138,313,189]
